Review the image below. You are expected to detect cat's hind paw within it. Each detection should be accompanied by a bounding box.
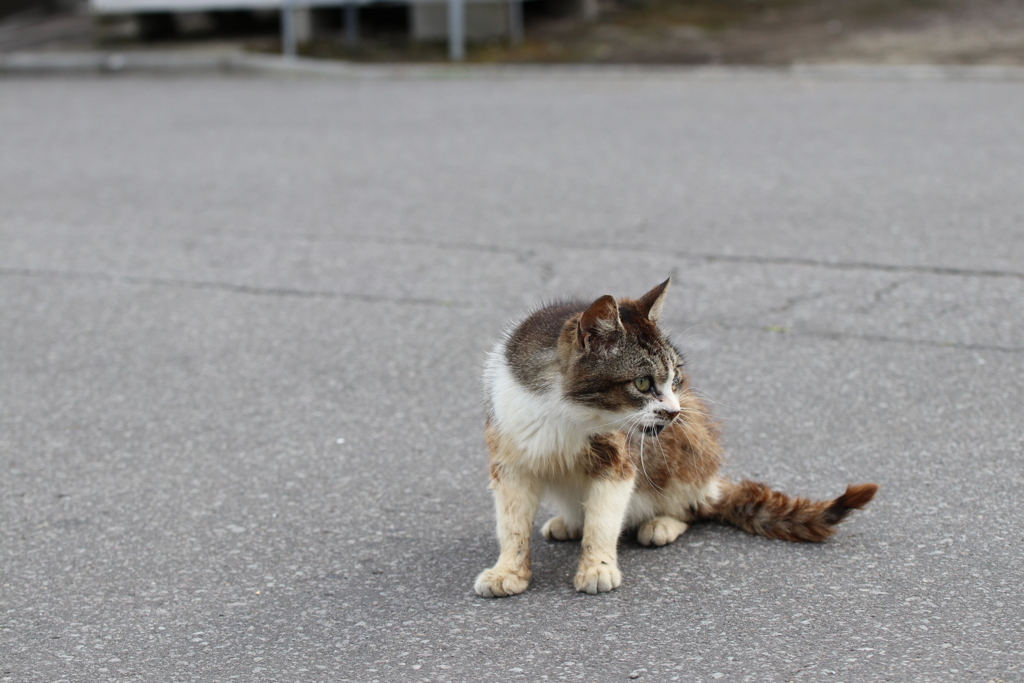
[637,516,689,547]
[542,516,583,542]
[474,567,531,598]
[574,561,622,594]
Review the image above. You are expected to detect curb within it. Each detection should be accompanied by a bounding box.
[1,49,244,74]
[4,50,1024,80]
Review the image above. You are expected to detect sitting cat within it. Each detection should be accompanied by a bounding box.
[475,279,878,597]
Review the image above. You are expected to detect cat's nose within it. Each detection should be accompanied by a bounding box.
[659,409,680,422]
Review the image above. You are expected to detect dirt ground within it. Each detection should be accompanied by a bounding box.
[524,0,1024,65]
[3,0,1024,65]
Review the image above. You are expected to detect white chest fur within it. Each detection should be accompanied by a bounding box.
[484,349,610,471]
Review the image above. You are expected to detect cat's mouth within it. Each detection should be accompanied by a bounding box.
[642,424,666,437]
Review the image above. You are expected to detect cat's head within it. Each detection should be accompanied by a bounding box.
[561,279,685,437]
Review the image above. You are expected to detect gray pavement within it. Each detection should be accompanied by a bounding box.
[1,70,1022,682]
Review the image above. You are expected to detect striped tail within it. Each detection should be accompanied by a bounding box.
[703,479,879,542]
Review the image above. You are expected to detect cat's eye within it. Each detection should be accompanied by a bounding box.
[634,376,652,392]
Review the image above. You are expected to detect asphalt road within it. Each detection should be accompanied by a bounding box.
[1,69,1022,683]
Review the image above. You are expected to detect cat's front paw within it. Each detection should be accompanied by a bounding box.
[474,566,531,598]
[637,516,689,547]
[542,516,583,541]
[574,560,622,594]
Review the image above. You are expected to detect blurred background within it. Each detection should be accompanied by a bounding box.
[3,0,1024,64]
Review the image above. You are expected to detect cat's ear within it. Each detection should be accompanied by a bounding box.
[577,295,623,352]
[637,278,671,322]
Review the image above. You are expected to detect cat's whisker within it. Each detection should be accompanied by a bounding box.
[688,426,717,453]
[687,387,735,411]
[679,387,720,413]
[624,414,644,448]
[592,414,635,432]
[682,404,721,421]
[649,435,672,497]
[628,412,666,493]
[637,425,660,492]
[680,415,715,455]
[680,406,716,423]
[668,324,706,349]
[670,404,709,451]
[665,412,706,472]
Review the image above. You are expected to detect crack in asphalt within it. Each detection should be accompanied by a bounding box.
[766,290,829,315]
[855,279,905,315]
[665,251,1024,281]
[713,321,1024,355]
[0,267,476,309]
[3,266,1021,354]
[344,235,1024,281]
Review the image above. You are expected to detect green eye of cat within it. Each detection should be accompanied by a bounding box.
[634,376,652,392]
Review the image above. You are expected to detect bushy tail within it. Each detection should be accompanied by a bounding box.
[702,479,879,542]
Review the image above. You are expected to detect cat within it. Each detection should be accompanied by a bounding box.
[475,278,878,597]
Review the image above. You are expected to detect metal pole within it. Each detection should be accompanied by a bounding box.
[344,1,359,46]
[448,0,464,62]
[281,0,297,57]
[508,0,522,46]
